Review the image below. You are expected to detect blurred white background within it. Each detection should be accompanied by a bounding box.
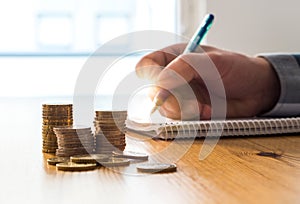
[0,0,299,97]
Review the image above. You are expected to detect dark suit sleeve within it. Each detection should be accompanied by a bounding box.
[258,54,300,116]
[292,54,300,66]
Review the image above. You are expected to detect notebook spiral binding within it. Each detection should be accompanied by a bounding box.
[149,117,300,139]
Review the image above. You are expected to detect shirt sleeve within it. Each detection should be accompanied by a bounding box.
[258,54,300,116]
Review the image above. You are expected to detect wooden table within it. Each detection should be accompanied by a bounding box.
[0,98,299,204]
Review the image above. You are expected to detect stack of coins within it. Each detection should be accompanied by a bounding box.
[53,126,95,157]
[94,111,127,154]
[42,103,73,153]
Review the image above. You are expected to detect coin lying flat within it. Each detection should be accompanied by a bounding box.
[47,157,69,165]
[100,158,130,167]
[56,162,97,171]
[136,163,177,173]
[70,154,109,164]
[113,151,148,161]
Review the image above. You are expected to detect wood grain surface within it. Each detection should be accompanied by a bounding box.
[0,98,299,204]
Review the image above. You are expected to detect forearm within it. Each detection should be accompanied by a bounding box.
[258,54,300,116]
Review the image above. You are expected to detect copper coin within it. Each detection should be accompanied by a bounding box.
[56,162,97,171]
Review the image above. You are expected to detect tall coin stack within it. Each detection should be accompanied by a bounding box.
[94,111,127,154]
[53,126,95,157]
[42,103,73,153]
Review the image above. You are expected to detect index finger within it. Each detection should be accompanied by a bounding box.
[135,43,187,80]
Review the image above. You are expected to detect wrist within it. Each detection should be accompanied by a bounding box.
[255,57,280,114]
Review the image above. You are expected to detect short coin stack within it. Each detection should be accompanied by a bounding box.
[42,103,73,153]
[94,110,127,154]
[53,126,95,157]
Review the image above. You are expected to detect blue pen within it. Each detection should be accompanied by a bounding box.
[183,14,214,54]
[150,14,215,114]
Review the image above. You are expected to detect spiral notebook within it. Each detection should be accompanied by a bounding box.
[125,117,300,139]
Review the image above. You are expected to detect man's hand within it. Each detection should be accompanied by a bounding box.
[136,43,280,120]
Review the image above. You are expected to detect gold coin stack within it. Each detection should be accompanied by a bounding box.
[42,103,73,153]
[94,111,127,154]
[53,126,95,157]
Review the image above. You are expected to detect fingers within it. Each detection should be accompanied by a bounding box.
[148,52,218,120]
[150,82,212,120]
[156,52,218,91]
[135,43,218,81]
[135,43,187,80]
[136,44,225,120]
[158,94,212,120]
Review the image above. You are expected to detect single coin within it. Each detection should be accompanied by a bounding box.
[42,139,57,143]
[42,108,73,113]
[42,126,57,131]
[57,142,94,148]
[42,131,56,135]
[95,127,125,133]
[96,136,125,141]
[94,116,127,120]
[42,108,73,112]
[42,143,58,147]
[55,150,94,157]
[42,115,72,119]
[56,146,94,151]
[55,131,93,137]
[42,145,58,149]
[42,134,57,138]
[42,120,73,124]
[42,113,72,116]
[42,103,72,106]
[42,114,72,118]
[136,163,177,173]
[58,145,95,150]
[42,106,72,110]
[42,149,56,153]
[95,127,125,132]
[95,110,127,115]
[94,119,126,124]
[93,124,125,129]
[70,154,109,164]
[57,140,94,146]
[55,135,93,140]
[56,162,97,171]
[95,136,125,141]
[47,157,69,165]
[54,128,92,133]
[57,138,94,143]
[43,135,58,139]
[43,145,58,149]
[55,150,93,156]
[42,108,72,112]
[43,120,72,124]
[94,117,126,121]
[100,158,130,167]
[43,148,58,152]
[97,130,125,136]
[53,126,91,131]
[95,133,125,137]
[96,140,126,146]
[113,151,148,160]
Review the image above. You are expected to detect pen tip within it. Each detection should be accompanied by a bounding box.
[150,105,158,115]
